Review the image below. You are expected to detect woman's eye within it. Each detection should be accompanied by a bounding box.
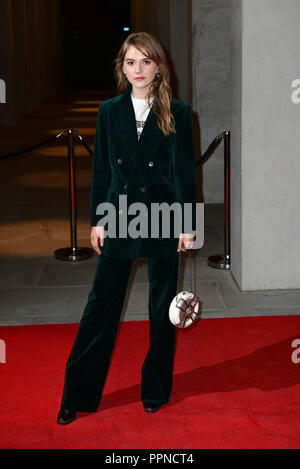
[126,60,151,65]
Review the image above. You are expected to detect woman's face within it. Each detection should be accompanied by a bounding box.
[122,45,158,96]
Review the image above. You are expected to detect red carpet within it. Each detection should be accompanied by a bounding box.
[1,315,300,449]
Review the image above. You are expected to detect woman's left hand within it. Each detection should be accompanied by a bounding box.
[177,233,195,252]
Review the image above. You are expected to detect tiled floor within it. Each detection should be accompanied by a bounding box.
[1,89,300,326]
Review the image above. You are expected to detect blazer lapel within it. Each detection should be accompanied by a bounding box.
[115,87,165,184]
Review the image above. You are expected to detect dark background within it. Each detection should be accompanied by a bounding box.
[61,0,131,89]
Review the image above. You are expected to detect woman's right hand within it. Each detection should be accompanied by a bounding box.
[91,226,104,255]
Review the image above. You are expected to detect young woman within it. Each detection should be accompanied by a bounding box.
[57,32,197,425]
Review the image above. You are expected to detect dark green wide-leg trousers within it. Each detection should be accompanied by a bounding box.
[59,252,179,412]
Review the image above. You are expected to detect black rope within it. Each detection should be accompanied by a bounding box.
[76,133,93,156]
[196,132,224,167]
[0,128,227,165]
[0,130,66,160]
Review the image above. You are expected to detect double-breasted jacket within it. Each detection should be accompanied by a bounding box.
[90,86,198,259]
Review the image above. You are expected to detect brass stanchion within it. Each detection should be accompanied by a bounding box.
[54,130,94,261]
[207,131,231,270]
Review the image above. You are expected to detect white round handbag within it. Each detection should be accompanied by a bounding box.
[169,250,201,328]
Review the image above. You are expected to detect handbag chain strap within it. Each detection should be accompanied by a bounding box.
[176,250,196,300]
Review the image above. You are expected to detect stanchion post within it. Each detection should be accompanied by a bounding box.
[68,129,77,252]
[224,130,231,267]
[54,129,94,261]
[207,130,231,270]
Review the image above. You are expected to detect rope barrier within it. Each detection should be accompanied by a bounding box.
[196,132,224,167]
[76,133,93,156]
[0,130,66,160]
[0,126,231,268]
[0,128,223,165]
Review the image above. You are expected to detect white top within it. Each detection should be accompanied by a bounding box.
[131,94,154,140]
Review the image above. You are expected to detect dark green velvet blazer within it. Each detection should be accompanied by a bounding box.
[90,86,198,259]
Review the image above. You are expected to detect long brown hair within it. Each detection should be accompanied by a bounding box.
[113,32,176,136]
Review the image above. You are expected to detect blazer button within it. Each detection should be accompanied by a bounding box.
[123,184,127,189]
[139,186,146,192]
[148,161,154,167]
[117,158,122,165]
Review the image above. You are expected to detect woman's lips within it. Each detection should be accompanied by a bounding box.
[135,77,145,80]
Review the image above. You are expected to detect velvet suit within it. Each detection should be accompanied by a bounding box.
[59,86,198,412]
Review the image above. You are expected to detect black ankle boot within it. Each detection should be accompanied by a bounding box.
[57,408,77,425]
[143,403,161,413]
